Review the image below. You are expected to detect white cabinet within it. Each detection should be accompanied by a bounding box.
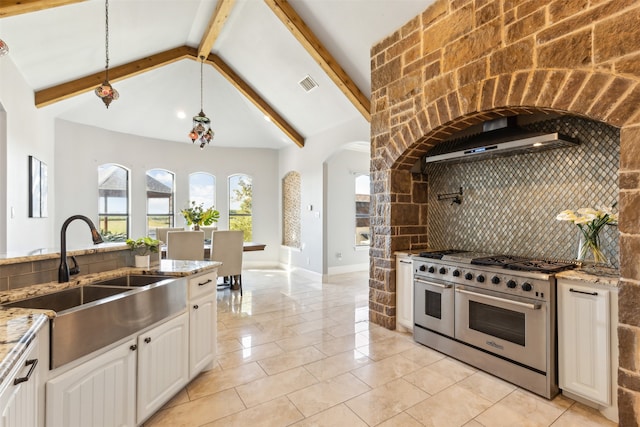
[188,270,217,379]
[0,335,41,427]
[46,338,137,427]
[47,312,189,427]
[558,279,612,406]
[396,253,413,331]
[137,312,189,424]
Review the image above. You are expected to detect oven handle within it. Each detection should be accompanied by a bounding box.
[456,288,541,310]
[414,278,452,289]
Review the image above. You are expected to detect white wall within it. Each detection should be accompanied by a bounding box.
[325,149,369,274]
[54,120,280,266]
[278,116,369,276]
[0,55,56,252]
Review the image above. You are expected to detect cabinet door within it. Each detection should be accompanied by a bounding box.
[189,294,217,378]
[558,281,610,405]
[137,312,189,424]
[46,339,137,427]
[0,339,40,427]
[396,255,414,331]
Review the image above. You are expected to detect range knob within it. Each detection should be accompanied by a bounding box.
[491,276,500,284]
[507,280,517,289]
[476,275,485,283]
[439,267,447,274]
[465,273,473,280]
[521,282,533,292]
[419,265,426,272]
[452,269,461,277]
[428,266,435,273]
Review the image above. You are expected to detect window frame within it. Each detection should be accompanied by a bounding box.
[98,163,130,241]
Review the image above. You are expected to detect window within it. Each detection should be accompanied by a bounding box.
[146,169,174,237]
[189,172,216,208]
[229,174,252,241]
[355,174,370,246]
[98,164,129,241]
[282,171,301,248]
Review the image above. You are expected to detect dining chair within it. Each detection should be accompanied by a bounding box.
[166,231,205,260]
[210,230,244,295]
[199,226,218,243]
[155,227,184,245]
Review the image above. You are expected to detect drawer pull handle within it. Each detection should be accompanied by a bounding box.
[14,359,38,385]
[144,337,151,344]
[198,279,213,286]
[130,344,137,351]
[399,260,412,264]
[569,288,598,296]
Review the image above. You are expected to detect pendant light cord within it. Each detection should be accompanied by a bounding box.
[200,56,204,112]
[104,0,110,80]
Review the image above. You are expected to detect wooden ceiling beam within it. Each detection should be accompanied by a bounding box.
[197,0,237,59]
[264,0,371,122]
[0,0,85,18]
[34,46,194,108]
[203,53,305,148]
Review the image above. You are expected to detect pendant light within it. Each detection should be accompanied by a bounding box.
[188,56,214,149]
[95,0,119,108]
[0,39,8,57]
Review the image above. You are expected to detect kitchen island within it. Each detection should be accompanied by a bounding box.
[0,250,220,427]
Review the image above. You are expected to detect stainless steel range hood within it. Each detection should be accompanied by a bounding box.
[425,117,579,164]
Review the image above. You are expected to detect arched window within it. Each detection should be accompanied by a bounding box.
[146,169,174,236]
[355,174,370,246]
[98,164,129,241]
[282,171,301,248]
[189,172,216,208]
[228,174,252,241]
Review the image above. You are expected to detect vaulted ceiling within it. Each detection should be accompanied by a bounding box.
[0,0,432,149]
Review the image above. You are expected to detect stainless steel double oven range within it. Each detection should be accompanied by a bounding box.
[412,250,576,399]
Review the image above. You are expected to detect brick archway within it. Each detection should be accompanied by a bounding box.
[369,1,640,423]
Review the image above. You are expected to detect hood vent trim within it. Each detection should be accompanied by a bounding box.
[425,117,580,164]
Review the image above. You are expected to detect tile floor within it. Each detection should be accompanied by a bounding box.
[144,269,616,427]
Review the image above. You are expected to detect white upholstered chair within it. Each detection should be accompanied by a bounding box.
[199,226,218,243]
[210,230,244,295]
[155,227,184,245]
[166,231,205,260]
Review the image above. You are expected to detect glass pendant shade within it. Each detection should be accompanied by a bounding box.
[0,39,8,57]
[95,80,119,108]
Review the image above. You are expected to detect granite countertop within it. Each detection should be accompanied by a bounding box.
[0,242,128,266]
[556,266,620,287]
[0,259,221,385]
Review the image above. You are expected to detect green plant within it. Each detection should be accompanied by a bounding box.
[181,201,219,227]
[125,237,161,256]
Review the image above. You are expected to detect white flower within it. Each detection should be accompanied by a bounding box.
[556,210,578,221]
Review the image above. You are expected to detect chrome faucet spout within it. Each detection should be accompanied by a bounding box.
[59,215,104,283]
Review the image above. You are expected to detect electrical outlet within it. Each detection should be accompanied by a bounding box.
[336,252,342,260]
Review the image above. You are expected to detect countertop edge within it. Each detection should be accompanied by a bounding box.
[0,311,49,386]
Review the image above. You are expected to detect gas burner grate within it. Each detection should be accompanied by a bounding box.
[418,249,466,259]
[470,255,528,267]
[506,260,577,274]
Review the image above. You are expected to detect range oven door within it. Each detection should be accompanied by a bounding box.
[455,285,547,372]
[414,277,454,337]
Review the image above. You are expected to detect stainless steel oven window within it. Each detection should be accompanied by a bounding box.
[468,301,526,346]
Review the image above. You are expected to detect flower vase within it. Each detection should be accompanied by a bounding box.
[577,229,607,265]
[135,254,150,268]
[193,224,200,231]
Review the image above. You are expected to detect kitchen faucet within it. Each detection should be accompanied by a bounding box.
[58,215,104,283]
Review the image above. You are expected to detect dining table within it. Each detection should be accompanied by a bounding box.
[161,241,266,259]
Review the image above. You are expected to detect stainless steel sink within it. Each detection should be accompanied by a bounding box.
[3,275,186,369]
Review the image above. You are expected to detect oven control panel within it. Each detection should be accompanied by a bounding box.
[414,259,551,301]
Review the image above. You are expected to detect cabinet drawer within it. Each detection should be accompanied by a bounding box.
[189,271,217,299]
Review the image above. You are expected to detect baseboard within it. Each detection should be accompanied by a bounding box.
[327,263,368,276]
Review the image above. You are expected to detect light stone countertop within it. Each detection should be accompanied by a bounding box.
[556,266,620,287]
[0,258,221,385]
[0,242,128,266]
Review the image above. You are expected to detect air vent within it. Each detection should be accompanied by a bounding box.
[298,75,318,92]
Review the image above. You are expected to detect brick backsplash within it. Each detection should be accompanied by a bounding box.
[427,116,620,267]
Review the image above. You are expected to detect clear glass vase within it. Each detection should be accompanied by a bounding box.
[577,229,607,265]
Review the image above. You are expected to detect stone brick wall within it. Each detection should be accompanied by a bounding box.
[370,0,640,423]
